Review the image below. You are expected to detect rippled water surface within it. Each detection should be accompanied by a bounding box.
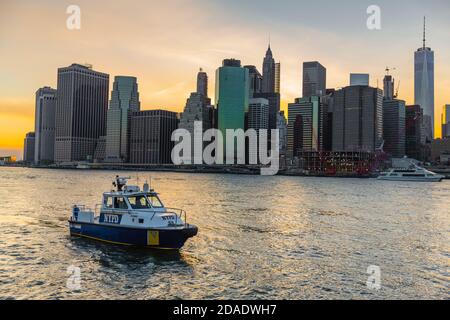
[0,167,449,299]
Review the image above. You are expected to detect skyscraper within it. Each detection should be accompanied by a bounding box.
[244,65,263,98]
[179,92,214,164]
[383,74,395,100]
[262,45,276,93]
[105,76,140,163]
[442,104,450,138]
[275,63,281,94]
[197,68,208,98]
[277,111,288,156]
[248,98,269,162]
[288,96,325,155]
[415,17,435,140]
[216,59,249,158]
[129,110,178,164]
[23,132,36,163]
[34,86,57,164]
[332,86,383,152]
[406,105,424,160]
[303,62,326,97]
[54,64,109,162]
[383,99,406,158]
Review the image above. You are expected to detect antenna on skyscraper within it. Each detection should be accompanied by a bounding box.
[423,16,426,49]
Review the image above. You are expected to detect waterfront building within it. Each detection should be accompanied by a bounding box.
[129,110,178,165]
[431,138,450,162]
[415,17,435,140]
[54,64,109,162]
[244,65,263,98]
[262,45,276,93]
[93,136,107,163]
[332,85,383,152]
[34,86,57,164]
[350,73,369,86]
[105,76,140,163]
[288,96,325,156]
[216,59,249,160]
[303,62,326,97]
[383,99,406,158]
[23,132,36,163]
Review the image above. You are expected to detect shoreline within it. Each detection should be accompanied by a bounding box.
[0,163,377,179]
[3,163,450,179]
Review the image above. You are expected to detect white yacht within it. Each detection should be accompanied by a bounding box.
[378,164,444,182]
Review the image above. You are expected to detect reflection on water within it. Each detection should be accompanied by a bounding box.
[0,167,449,299]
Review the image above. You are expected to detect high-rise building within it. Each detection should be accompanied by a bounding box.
[253,92,280,131]
[275,63,281,94]
[54,64,109,162]
[129,110,178,164]
[105,76,140,163]
[34,86,57,164]
[350,73,370,86]
[288,96,325,156]
[332,86,383,152]
[442,105,450,138]
[244,65,263,98]
[303,62,326,97]
[415,17,434,140]
[197,68,208,98]
[248,98,269,162]
[383,99,406,158]
[93,136,107,163]
[262,45,276,93]
[383,74,395,100]
[406,105,424,160]
[179,92,214,164]
[23,132,36,163]
[277,111,287,156]
[248,98,269,131]
[216,59,249,158]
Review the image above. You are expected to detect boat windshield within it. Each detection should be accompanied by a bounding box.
[127,195,152,210]
[148,194,164,208]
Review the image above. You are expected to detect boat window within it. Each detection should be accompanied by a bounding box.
[148,195,164,208]
[105,197,113,209]
[114,197,128,210]
[128,196,152,209]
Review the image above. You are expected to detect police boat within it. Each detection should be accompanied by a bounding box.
[69,177,198,250]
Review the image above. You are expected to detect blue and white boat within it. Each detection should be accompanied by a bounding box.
[69,177,198,250]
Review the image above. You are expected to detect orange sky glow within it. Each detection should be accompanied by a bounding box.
[1,0,449,159]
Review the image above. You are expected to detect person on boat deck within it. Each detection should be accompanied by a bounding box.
[114,197,127,210]
[115,176,126,191]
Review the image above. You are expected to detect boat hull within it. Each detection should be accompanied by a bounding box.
[377,176,444,182]
[69,221,198,250]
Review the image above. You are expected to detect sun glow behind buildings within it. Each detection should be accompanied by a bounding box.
[1,0,450,158]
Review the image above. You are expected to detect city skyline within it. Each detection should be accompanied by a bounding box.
[1,0,450,159]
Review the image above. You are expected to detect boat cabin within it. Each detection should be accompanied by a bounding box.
[102,189,166,213]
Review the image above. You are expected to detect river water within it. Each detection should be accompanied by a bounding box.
[0,167,448,300]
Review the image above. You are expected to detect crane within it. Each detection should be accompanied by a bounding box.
[394,80,401,99]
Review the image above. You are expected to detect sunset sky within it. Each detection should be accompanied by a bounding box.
[1,0,450,159]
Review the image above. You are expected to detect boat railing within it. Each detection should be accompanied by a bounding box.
[166,207,188,226]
